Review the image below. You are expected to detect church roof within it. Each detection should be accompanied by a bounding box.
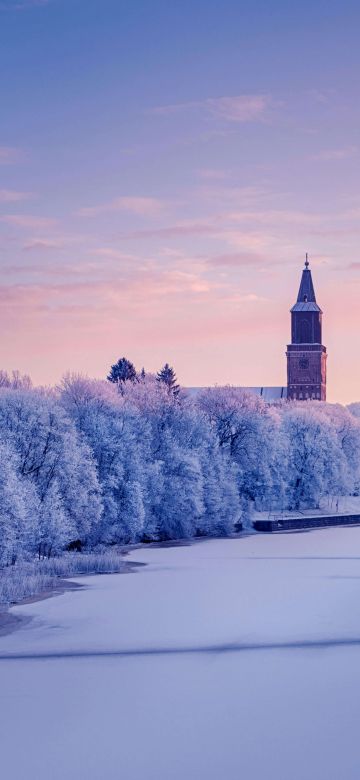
[291,301,321,312]
[291,256,322,313]
[186,387,287,402]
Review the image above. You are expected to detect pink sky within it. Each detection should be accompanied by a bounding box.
[1,1,360,403]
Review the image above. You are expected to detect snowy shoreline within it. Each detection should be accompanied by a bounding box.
[0,534,248,636]
[0,552,144,629]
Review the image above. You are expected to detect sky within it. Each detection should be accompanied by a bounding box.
[0,0,360,402]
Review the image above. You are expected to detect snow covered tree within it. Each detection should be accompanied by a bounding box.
[37,480,73,559]
[280,405,345,509]
[1,372,358,557]
[155,429,204,540]
[197,386,278,513]
[60,376,148,544]
[197,433,241,536]
[0,369,32,390]
[0,443,30,565]
[0,389,102,551]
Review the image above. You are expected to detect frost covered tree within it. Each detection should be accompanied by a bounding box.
[197,433,241,536]
[0,369,32,390]
[1,370,359,561]
[154,429,204,540]
[122,376,241,539]
[60,375,148,543]
[280,405,345,509]
[37,480,73,559]
[0,389,102,551]
[197,387,279,514]
[0,443,30,565]
[322,403,360,494]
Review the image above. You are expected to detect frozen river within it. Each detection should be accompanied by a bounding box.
[2,528,360,779]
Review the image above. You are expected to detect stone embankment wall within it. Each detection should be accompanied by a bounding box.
[253,514,360,533]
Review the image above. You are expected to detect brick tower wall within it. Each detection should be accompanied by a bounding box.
[287,344,327,400]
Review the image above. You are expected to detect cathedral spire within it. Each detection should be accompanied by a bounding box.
[296,253,317,304]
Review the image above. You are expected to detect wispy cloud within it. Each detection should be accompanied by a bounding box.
[225,208,324,226]
[77,196,164,218]
[222,292,268,304]
[311,146,358,161]
[0,0,49,10]
[197,168,231,181]
[23,238,63,251]
[117,221,220,241]
[152,94,272,123]
[90,247,136,262]
[0,189,33,202]
[1,214,57,229]
[207,252,265,268]
[0,146,23,164]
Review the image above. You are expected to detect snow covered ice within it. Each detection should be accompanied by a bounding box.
[2,528,360,779]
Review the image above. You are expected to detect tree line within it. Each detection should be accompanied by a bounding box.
[0,362,360,566]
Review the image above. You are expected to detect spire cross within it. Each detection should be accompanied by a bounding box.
[305,252,309,269]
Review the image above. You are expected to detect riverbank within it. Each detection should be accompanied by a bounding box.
[0,533,247,626]
[0,550,134,622]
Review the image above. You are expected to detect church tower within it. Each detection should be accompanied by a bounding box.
[286,256,327,400]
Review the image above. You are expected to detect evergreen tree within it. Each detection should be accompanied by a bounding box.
[0,443,29,565]
[156,363,180,397]
[107,357,137,386]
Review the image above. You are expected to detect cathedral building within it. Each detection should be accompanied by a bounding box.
[286,256,327,401]
[188,255,327,402]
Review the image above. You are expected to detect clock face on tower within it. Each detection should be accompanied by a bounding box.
[299,357,309,370]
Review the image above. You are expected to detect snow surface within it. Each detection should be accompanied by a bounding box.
[2,529,360,779]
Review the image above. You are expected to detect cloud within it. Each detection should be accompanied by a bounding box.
[194,184,272,210]
[0,189,33,202]
[0,214,57,229]
[90,247,136,261]
[0,268,216,315]
[207,252,265,268]
[311,146,358,161]
[152,94,271,123]
[222,292,268,303]
[0,0,49,10]
[197,168,231,181]
[117,221,220,241]
[23,238,63,251]
[77,196,164,218]
[225,209,324,226]
[0,146,23,164]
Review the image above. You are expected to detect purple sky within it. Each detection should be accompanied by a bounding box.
[1,0,360,401]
